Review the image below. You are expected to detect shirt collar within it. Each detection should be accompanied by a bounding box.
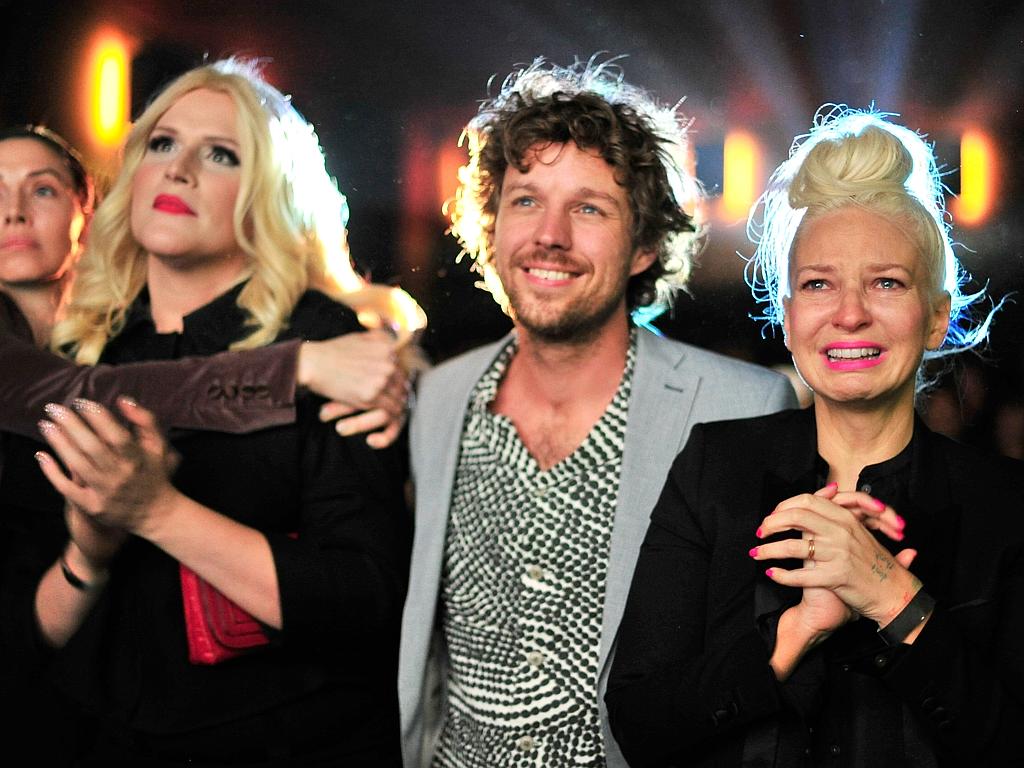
[118,280,251,353]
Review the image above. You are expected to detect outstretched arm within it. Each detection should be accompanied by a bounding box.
[1,330,300,437]
[1,329,410,445]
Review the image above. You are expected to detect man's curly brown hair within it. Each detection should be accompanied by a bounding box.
[448,57,704,316]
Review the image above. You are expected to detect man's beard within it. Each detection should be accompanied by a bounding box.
[506,275,629,345]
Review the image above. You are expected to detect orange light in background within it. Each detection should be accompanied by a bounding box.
[953,129,997,227]
[87,29,130,148]
[720,130,761,221]
[437,141,465,219]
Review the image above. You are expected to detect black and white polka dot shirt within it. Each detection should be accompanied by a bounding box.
[434,333,636,768]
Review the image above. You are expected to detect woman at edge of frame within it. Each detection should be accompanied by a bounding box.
[605,105,1022,766]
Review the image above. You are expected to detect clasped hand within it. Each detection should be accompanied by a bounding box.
[300,329,416,448]
[751,483,920,634]
[36,398,178,539]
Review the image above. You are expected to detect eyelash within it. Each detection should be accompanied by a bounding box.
[876,277,904,289]
[208,145,240,166]
[146,136,239,167]
[148,135,174,153]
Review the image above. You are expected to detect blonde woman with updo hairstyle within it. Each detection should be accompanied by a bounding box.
[27,59,412,765]
[607,107,1022,767]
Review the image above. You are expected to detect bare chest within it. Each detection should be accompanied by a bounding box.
[493,398,605,471]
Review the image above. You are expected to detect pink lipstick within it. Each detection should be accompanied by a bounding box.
[823,341,885,371]
[0,236,38,250]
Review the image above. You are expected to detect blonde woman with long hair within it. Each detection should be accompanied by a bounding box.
[31,59,412,765]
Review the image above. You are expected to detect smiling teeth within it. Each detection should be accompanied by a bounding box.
[529,268,572,280]
[827,347,880,360]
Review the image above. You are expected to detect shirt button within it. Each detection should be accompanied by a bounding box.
[532,486,548,498]
[830,744,841,756]
[527,651,545,668]
[526,564,544,580]
[860,483,872,494]
[516,735,536,752]
[873,654,889,669]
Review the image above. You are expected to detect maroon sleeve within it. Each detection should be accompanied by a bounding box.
[1,331,300,437]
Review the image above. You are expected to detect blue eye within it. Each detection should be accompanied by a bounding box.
[33,185,57,198]
[579,203,602,215]
[148,135,175,153]
[876,277,904,290]
[511,196,535,207]
[208,145,240,167]
[802,279,828,290]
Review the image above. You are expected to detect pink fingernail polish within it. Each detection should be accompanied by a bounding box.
[33,451,48,464]
[43,403,66,421]
[874,498,886,511]
[826,482,838,490]
[72,398,101,414]
[765,568,774,578]
[37,419,56,435]
[749,547,759,558]
[895,515,906,529]
[756,527,764,538]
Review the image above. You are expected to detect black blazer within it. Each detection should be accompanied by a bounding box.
[606,407,1024,767]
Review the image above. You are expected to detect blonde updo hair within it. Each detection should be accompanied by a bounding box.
[746,105,994,362]
[52,58,369,363]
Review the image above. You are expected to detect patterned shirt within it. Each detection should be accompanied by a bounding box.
[434,333,636,768]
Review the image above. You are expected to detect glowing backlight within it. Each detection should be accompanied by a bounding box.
[722,130,760,220]
[89,32,130,147]
[954,130,996,227]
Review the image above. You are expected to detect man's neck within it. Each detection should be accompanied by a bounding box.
[491,316,633,470]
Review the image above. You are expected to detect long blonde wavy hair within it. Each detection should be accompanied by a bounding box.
[53,58,424,363]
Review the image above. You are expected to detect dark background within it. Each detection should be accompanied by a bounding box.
[2,0,1022,454]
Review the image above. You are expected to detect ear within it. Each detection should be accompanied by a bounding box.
[926,291,951,350]
[782,297,792,351]
[629,248,658,277]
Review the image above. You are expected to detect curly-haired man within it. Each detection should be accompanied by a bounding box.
[400,58,797,767]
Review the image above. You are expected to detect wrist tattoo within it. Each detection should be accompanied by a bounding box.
[871,552,895,582]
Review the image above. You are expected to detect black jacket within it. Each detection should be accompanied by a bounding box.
[607,407,1024,767]
[7,286,410,765]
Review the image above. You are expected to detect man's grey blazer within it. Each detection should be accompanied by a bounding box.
[399,327,798,767]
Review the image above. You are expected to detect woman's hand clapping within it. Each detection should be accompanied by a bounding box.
[35,397,180,539]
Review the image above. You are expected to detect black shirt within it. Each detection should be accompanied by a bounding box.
[48,284,410,763]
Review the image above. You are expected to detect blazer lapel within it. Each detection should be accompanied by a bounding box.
[598,330,698,674]
[754,410,820,618]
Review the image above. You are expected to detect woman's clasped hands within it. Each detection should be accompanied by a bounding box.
[749,483,924,675]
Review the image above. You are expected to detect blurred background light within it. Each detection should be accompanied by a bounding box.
[954,129,997,227]
[86,28,131,149]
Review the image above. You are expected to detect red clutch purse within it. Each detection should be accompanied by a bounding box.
[180,563,269,665]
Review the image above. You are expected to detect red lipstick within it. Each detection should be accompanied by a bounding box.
[153,194,196,216]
